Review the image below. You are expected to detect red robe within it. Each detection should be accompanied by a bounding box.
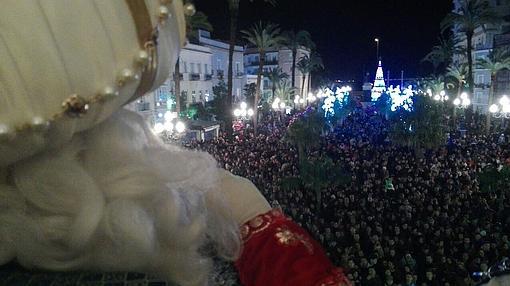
[235,210,351,286]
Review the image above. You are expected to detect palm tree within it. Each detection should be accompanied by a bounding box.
[447,63,468,98]
[447,63,468,128]
[175,11,213,115]
[282,30,315,88]
[226,0,276,136]
[274,79,296,103]
[390,95,446,157]
[307,52,324,95]
[422,37,464,74]
[297,53,324,100]
[297,55,311,99]
[242,22,283,134]
[422,75,446,95]
[477,48,510,134]
[264,67,288,100]
[284,110,323,162]
[441,0,501,94]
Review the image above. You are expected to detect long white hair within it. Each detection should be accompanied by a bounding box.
[0,109,240,286]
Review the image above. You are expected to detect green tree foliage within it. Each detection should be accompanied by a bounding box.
[281,155,350,213]
[282,30,315,87]
[209,81,229,122]
[478,165,510,193]
[274,79,296,103]
[422,37,464,74]
[447,63,468,97]
[264,67,288,99]
[243,83,257,106]
[389,95,446,156]
[375,91,392,119]
[185,103,209,121]
[242,22,284,134]
[284,111,324,162]
[185,11,213,43]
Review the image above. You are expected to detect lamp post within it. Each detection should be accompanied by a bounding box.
[375,38,380,62]
[233,101,254,121]
[489,95,510,130]
[433,90,449,102]
[154,112,186,142]
[452,92,471,130]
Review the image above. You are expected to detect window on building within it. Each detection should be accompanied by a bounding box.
[192,91,196,103]
[476,74,485,84]
[217,59,222,71]
[475,92,483,103]
[199,91,203,101]
[190,63,195,74]
[183,61,188,73]
[181,91,188,103]
[198,63,202,74]
[205,64,209,74]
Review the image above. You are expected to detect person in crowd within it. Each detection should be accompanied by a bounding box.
[187,110,510,285]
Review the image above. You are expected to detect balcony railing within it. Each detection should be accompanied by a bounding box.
[173,73,184,80]
[190,73,201,81]
[474,83,491,89]
[136,102,150,112]
[247,59,278,66]
[217,69,224,79]
[474,42,493,51]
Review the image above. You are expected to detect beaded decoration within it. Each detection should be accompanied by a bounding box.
[0,0,194,142]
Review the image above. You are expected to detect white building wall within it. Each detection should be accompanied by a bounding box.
[179,43,214,105]
[244,47,310,101]
[199,30,247,103]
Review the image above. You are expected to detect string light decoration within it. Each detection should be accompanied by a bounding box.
[371,60,387,101]
[321,86,352,118]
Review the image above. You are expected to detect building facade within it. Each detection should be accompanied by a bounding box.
[178,43,214,105]
[452,0,510,113]
[198,30,246,103]
[126,43,214,127]
[244,47,310,101]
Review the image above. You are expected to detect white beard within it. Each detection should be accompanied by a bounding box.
[0,109,240,286]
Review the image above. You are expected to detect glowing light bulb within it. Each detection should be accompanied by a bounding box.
[175,121,186,133]
[489,104,499,113]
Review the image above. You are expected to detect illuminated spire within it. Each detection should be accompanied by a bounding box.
[371,60,386,101]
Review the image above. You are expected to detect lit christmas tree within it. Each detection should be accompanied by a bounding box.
[371,60,386,101]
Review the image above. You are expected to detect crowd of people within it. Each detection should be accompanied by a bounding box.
[185,110,510,286]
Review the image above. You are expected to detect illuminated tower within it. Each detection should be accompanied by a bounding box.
[371,60,386,101]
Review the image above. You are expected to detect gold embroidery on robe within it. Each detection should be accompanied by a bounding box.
[275,227,314,254]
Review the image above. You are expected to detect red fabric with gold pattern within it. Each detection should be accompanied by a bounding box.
[235,210,351,286]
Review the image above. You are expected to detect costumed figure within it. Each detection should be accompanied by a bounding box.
[0,1,350,285]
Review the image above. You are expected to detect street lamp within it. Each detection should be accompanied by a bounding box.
[434,90,449,102]
[453,92,471,108]
[490,95,510,119]
[234,101,253,120]
[374,38,380,61]
[154,119,186,138]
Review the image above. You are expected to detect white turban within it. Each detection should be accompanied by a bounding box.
[0,0,185,166]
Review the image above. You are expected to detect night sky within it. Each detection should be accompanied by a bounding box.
[193,0,453,83]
